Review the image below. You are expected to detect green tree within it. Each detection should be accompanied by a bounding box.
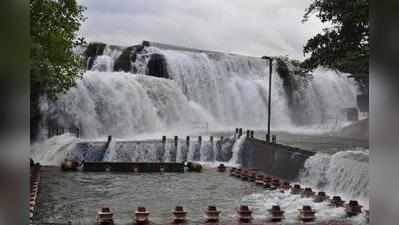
[30,0,86,139]
[302,0,368,77]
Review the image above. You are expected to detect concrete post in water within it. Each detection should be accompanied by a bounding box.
[205,206,220,223]
[238,128,243,137]
[215,136,223,161]
[174,136,179,146]
[160,136,167,162]
[170,136,178,162]
[246,130,250,138]
[268,205,284,222]
[313,191,329,203]
[291,184,302,194]
[193,136,202,161]
[250,130,254,138]
[298,205,316,222]
[301,187,315,198]
[209,136,214,161]
[96,208,114,225]
[183,136,190,162]
[345,200,362,216]
[186,136,190,146]
[330,196,345,207]
[172,206,187,224]
[236,205,253,223]
[135,207,150,225]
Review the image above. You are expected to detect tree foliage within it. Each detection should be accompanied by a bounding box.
[302,0,368,76]
[30,0,86,137]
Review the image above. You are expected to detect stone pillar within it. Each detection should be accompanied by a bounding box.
[210,136,214,161]
[160,136,166,162]
[193,136,202,161]
[183,136,190,162]
[170,136,178,162]
[215,136,223,162]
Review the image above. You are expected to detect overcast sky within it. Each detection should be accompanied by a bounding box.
[77,0,325,60]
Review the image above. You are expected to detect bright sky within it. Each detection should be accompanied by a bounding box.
[77,0,324,59]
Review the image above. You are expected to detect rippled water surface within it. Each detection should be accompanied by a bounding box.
[35,165,368,225]
[35,167,260,225]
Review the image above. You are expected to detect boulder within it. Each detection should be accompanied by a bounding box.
[114,47,134,72]
[146,53,169,78]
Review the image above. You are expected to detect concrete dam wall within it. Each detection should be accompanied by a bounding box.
[240,138,315,181]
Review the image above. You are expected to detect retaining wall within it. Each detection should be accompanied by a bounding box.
[240,138,315,181]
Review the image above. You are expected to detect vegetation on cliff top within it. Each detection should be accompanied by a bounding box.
[302,0,369,77]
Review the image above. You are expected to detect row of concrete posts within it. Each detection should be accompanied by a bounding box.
[229,167,368,222]
[234,128,277,143]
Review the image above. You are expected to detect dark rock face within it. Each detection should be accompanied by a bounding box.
[84,42,106,70]
[275,57,313,126]
[146,53,169,78]
[113,47,134,72]
[276,58,294,106]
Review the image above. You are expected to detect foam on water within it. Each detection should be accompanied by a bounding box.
[300,150,369,202]
[241,189,368,224]
[30,133,79,166]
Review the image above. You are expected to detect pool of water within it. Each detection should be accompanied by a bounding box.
[34,167,260,225]
[34,166,368,225]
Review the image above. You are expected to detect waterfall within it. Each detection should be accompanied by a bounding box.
[102,138,117,161]
[33,44,362,167]
[229,135,246,165]
[41,45,359,139]
[30,133,79,166]
[300,149,369,201]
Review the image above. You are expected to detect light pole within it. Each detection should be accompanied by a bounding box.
[262,56,273,143]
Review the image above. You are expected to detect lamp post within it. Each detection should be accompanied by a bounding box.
[261,56,273,143]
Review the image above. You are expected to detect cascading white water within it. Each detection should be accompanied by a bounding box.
[34,45,362,167]
[43,45,359,139]
[299,149,369,202]
[30,133,79,165]
[161,49,292,129]
[290,68,359,128]
[229,135,246,165]
[46,71,215,138]
[91,55,114,72]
